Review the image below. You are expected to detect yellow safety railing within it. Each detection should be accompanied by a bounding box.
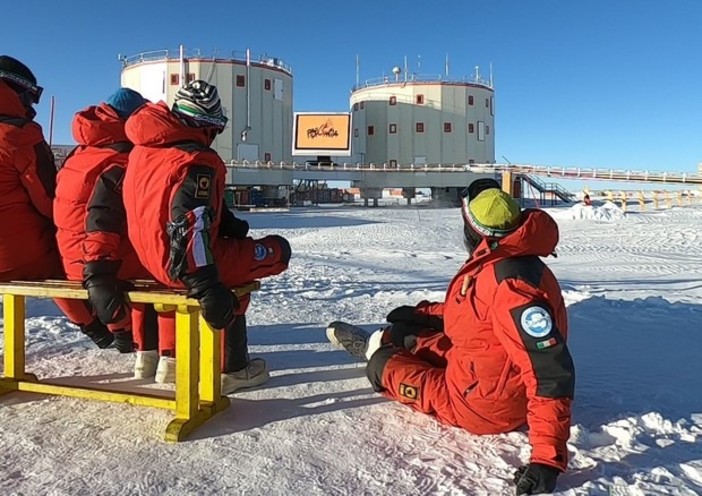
[0,279,260,442]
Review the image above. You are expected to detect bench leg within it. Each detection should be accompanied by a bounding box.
[1,294,38,396]
[165,306,200,441]
[199,315,229,414]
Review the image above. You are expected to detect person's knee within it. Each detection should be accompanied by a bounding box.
[365,345,399,392]
[270,235,291,265]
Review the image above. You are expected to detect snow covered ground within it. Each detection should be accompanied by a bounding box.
[2,201,702,495]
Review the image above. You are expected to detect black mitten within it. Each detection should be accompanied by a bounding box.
[113,330,136,353]
[79,320,114,349]
[83,261,131,328]
[219,200,249,239]
[220,217,249,239]
[513,463,559,495]
[197,283,239,330]
[387,305,444,331]
[84,274,130,328]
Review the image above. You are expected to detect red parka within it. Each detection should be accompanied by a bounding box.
[122,102,226,287]
[0,81,58,278]
[378,209,573,471]
[54,103,143,281]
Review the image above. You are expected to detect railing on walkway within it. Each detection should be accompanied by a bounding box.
[521,174,576,202]
[352,73,493,91]
[225,161,702,185]
[120,49,293,75]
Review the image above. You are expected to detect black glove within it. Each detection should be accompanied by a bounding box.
[219,216,249,239]
[219,200,249,239]
[183,266,239,330]
[197,282,239,330]
[387,305,444,331]
[113,329,136,353]
[83,270,131,330]
[513,463,559,495]
[79,320,114,349]
[386,305,418,323]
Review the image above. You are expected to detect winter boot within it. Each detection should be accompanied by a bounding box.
[221,358,270,395]
[134,350,159,379]
[154,356,176,384]
[327,322,385,361]
[80,320,114,349]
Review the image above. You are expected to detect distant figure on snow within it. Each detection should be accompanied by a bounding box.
[327,178,575,495]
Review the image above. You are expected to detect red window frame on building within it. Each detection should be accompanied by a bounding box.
[416,122,424,133]
[444,122,452,132]
[236,75,246,87]
[389,123,397,134]
[264,79,271,90]
[170,74,179,85]
[468,123,475,133]
[416,94,424,105]
[389,96,397,105]
[368,125,375,136]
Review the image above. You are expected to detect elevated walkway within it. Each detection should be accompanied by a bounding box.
[225,161,702,187]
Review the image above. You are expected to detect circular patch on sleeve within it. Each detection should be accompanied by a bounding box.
[254,243,268,261]
[520,306,553,338]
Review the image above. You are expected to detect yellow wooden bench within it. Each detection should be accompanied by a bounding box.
[0,279,260,442]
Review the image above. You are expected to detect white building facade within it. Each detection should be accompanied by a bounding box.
[120,48,294,163]
[349,75,495,166]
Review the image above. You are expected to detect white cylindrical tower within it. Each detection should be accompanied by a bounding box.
[120,48,294,163]
[350,70,495,165]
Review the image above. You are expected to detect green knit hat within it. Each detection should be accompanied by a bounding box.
[465,188,521,237]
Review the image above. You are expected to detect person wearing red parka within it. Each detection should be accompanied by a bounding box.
[328,179,575,495]
[122,80,291,393]
[54,88,176,378]
[0,54,113,348]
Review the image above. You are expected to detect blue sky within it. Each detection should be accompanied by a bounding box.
[5,0,702,174]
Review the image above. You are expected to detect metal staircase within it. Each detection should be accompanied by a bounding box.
[521,174,576,204]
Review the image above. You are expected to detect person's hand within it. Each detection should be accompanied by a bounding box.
[84,274,131,329]
[112,329,136,353]
[198,283,238,330]
[386,305,417,323]
[513,463,559,495]
[386,305,443,331]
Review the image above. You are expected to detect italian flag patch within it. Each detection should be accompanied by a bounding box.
[536,338,558,350]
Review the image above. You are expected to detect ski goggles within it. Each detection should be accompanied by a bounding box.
[0,70,43,104]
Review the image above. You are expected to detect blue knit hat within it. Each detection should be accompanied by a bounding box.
[106,88,147,119]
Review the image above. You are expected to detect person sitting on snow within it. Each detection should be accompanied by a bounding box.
[327,178,575,495]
